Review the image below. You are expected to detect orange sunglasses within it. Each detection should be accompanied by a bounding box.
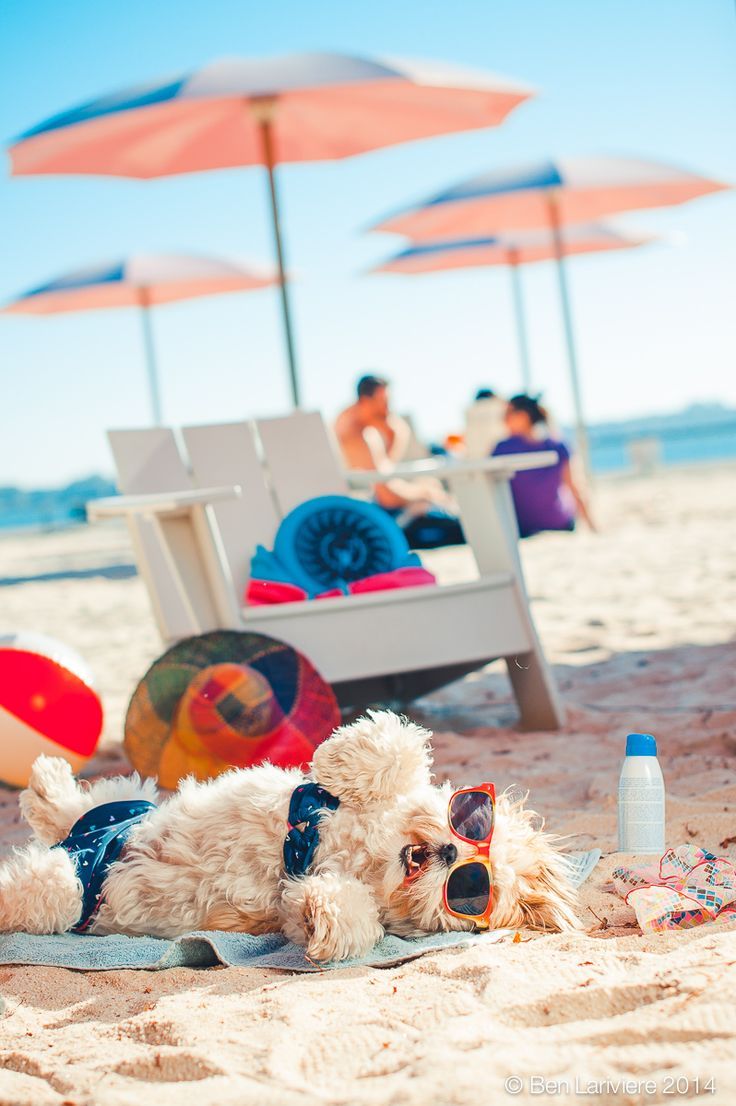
[443,782,496,930]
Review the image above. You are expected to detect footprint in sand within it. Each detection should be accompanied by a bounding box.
[508,980,677,1027]
[112,1017,183,1047]
[112,1051,224,1083]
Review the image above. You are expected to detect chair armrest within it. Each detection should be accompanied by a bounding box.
[87,485,242,520]
[345,451,558,489]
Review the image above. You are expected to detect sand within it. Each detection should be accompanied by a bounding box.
[0,463,735,1105]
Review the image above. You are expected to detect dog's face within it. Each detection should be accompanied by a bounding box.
[378,784,581,936]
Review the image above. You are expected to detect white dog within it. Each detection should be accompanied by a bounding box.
[0,711,580,961]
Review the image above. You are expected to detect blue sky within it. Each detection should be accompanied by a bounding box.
[1,0,734,486]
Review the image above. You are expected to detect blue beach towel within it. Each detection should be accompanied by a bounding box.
[0,929,507,973]
[0,850,600,973]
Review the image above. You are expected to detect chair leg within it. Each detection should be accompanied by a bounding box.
[505,642,564,730]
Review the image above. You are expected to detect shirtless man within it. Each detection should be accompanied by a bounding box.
[334,375,425,510]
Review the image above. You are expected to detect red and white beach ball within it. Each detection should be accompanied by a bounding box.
[0,633,103,788]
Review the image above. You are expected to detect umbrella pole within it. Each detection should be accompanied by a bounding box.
[507,248,532,392]
[547,192,591,482]
[257,116,301,408]
[139,291,163,425]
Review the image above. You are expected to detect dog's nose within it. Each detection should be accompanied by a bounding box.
[439,843,458,867]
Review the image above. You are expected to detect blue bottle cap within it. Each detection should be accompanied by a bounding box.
[625,732,657,757]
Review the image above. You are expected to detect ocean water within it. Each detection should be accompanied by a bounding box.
[588,422,736,474]
[0,508,85,532]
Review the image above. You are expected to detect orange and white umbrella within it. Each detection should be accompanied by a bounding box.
[372,156,728,239]
[372,156,727,473]
[9,52,534,407]
[1,253,277,423]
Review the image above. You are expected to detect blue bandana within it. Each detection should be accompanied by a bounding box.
[54,800,156,933]
[283,783,339,877]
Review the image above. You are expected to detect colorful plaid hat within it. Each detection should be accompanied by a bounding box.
[124,631,340,789]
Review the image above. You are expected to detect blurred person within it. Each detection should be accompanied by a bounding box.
[335,374,411,469]
[334,375,464,548]
[492,393,595,538]
[464,387,507,459]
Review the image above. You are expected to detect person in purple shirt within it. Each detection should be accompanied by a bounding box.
[492,394,595,539]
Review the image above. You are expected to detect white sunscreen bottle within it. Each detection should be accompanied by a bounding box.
[617,732,665,855]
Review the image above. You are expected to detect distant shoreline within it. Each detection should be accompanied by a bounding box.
[2,451,736,536]
[0,518,87,537]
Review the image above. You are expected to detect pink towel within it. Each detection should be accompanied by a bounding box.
[245,566,436,607]
[245,580,308,606]
[346,567,436,594]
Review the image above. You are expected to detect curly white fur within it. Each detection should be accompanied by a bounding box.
[0,711,581,959]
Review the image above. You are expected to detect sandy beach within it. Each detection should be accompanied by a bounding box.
[1,463,735,1105]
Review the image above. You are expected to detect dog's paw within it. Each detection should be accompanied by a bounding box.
[303,882,384,963]
[0,842,83,933]
[281,873,384,963]
[26,755,75,800]
[19,756,82,844]
[312,710,433,806]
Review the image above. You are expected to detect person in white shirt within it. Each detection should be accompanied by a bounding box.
[464,387,508,459]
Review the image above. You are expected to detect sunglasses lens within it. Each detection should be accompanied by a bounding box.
[446,862,491,918]
[449,790,494,841]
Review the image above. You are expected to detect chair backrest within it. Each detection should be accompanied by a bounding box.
[181,420,279,599]
[254,411,348,514]
[109,412,352,620]
[107,428,195,640]
[184,412,348,596]
[400,413,431,461]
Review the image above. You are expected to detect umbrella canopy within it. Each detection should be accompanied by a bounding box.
[1,253,277,423]
[371,155,726,478]
[9,52,535,407]
[372,155,729,239]
[1,253,277,313]
[9,54,534,176]
[372,223,665,392]
[373,222,663,273]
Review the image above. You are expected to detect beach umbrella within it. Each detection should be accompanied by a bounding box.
[372,156,728,474]
[8,52,535,409]
[1,253,277,423]
[372,222,665,392]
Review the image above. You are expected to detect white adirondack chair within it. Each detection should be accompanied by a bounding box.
[88,412,563,728]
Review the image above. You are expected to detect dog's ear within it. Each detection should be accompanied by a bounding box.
[311,711,433,806]
[490,793,582,933]
[515,856,581,932]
